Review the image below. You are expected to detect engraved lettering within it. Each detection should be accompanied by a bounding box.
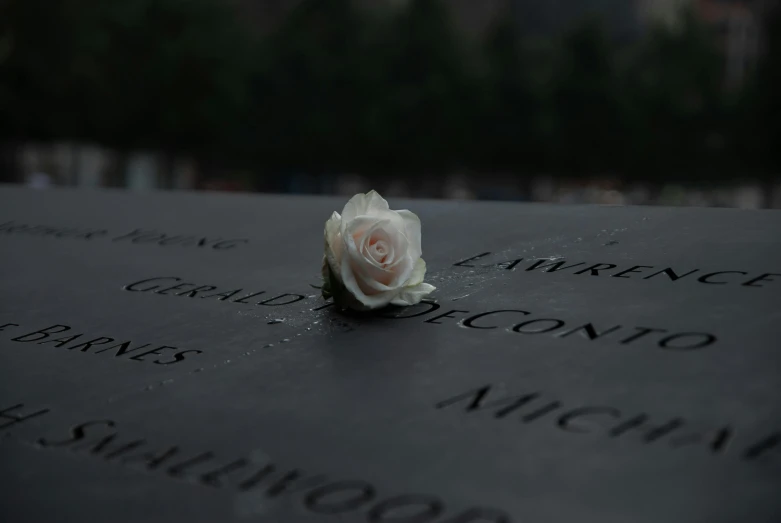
[67,337,115,352]
[698,271,749,284]
[511,319,564,334]
[304,481,376,514]
[11,324,70,342]
[129,346,176,362]
[526,259,585,272]
[112,229,147,242]
[619,327,667,345]
[521,401,561,423]
[497,258,524,270]
[214,239,249,250]
[94,341,151,357]
[238,464,276,491]
[440,507,511,523]
[379,301,440,319]
[178,285,217,298]
[122,446,180,470]
[73,432,146,460]
[573,263,617,275]
[463,310,530,329]
[367,495,443,523]
[742,273,780,288]
[436,386,540,419]
[37,334,83,347]
[133,233,166,244]
[312,301,335,311]
[643,268,699,281]
[558,323,621,341]
[259,293,306,306]
[156,283,197,295]
[612,265,653,278]
[125,277,181,292]
[167,452,216,477]
[158,235,190,246]
[0,403,50,431]
[200,459,250,487]
[609,415,684,442]
[454,252,492,267]
[156,349,203,365]
[670,427,733,453]
[233,291,266,304]
[743,433,781,461]
[265,470,329,497]
[200,289,243,301]
[658,333,716,350]
[38,420,115,447]
[557,407,621,434]
[424,310,469,325]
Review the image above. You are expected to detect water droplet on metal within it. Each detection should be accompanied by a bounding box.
[267,319,284,325]
[280,338,290,343]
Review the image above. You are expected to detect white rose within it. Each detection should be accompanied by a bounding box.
[322,190,436,310]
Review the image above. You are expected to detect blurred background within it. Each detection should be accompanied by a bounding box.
[0,0,779,207]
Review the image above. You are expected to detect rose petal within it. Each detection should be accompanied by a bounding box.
[352,217,391,270]
[390,282,436,306]
[346,227,415,293]
[396,209,422,260]
[404,258,427,287]
[340,190,390,236]
[344,218,396,283]
[340,249,398,309]
[324,211,343,275]
[365,190,390,213]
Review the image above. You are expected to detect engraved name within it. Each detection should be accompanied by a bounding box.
[436,385,780,463]
[124,277,306,307]
[0,322,202,364]
[1,403,511,523]
[318,301,718,351]
[0,221,248,250]
[454,252,780,289]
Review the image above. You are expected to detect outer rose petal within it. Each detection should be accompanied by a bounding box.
[396,209,422,261]
[365,190,389,213]
[390,258,435,306]
[340,190,390,236]
[324,211,343,274]
[340,250,399,309]
[390,283,436,307]
[404,258,427,287]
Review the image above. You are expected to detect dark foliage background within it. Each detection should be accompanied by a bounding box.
[0,0,778,200]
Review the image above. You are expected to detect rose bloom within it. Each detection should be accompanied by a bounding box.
[322,190,435,310]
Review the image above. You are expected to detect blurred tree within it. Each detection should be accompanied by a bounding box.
[735,3,780,177]
[547,18,627,176]
[623,9,726,180]
[0,0,253,154]
[250,0,378,176]
[476,14,543,173]
[373,0,479,175]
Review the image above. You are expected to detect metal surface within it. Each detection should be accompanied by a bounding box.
[1,186,780,522]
